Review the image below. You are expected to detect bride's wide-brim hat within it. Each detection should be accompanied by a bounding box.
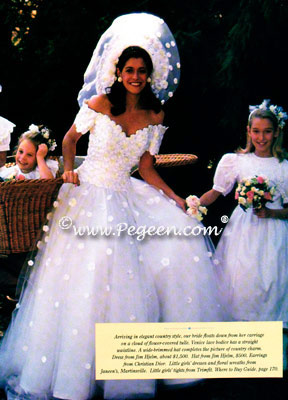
[78,13,180,106]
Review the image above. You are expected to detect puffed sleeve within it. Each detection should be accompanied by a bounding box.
[148,125,168,155]
[0,116,15,151]
[213,153,238,196]
[279,160,288,204]
[73,102,98,134]
[46,159,59,178]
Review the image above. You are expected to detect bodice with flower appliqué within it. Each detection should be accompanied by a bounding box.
[74,103,167,191]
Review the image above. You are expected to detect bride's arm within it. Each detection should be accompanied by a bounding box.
[138,151,186,212]
[62,124,82,184]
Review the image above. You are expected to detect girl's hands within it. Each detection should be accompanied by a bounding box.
[62,170,80,185]
[253,207,273,218]
[36,143,49,159]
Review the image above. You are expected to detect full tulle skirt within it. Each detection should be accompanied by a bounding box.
[0,178,225,399]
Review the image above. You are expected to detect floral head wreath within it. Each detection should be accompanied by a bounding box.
[77,13,181,106]
[249,99,288,129]
[25,124,57,152]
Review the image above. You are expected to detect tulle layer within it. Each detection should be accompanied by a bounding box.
[0,178,225,399]
[216,206,288,326]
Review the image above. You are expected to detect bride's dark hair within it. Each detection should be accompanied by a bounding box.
[106,46,162,116]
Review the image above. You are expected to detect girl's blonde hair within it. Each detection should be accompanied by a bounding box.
[237,109,288,161]
[15,126,54,159]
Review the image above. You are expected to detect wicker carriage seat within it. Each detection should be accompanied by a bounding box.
[0,154,197,254]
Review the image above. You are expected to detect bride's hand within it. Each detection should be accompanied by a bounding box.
[62,170,80,185]
[171,194,187,212]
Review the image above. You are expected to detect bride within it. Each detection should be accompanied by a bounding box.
[0,13,225,400]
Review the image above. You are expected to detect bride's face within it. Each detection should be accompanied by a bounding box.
[118,57,149,95]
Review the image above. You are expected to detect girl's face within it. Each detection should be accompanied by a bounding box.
[118,57,149,95]
[248,117,278,157]
[16,139,37,173]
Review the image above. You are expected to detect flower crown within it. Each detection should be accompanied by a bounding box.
[249,99,288,129]
[26,124,57,152]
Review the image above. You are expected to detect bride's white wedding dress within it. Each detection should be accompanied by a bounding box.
[0,104,225,399]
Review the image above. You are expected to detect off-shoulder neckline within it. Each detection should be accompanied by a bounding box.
[83,103,167,138]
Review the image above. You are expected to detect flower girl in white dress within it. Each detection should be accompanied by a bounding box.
[0,124,58,180]
[200,100,288,368]
[0,13,225,400]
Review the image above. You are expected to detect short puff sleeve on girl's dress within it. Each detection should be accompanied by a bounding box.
[278,159,288,205]
[213,153,239,196]
[148,125,168,156]
[73,102,98,135]
[42,158,59,178]
[0,116,15,151]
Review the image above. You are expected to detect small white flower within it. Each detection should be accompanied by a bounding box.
[69,198,77,207]
[49,141,57,152]
[106,248,113,255]
[28,124,39,133]
[161,257,170,266]
[269,105,276,113]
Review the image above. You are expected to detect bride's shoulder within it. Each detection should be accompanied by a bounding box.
[87,94,111,114]
[149,109,165,125]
